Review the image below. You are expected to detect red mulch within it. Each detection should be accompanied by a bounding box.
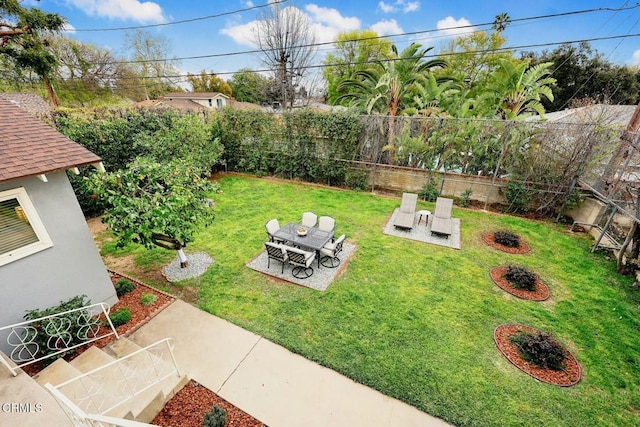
[482,232,531,254]
[152,380,266,427]
[489,266,550,301]
[494,324,582,387]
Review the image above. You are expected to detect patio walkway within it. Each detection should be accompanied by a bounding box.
[128,299,452,427]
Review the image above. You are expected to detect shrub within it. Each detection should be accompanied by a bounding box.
[504,181,532,213]
[504,266,537,291]
[494,230,520,248]
[458,188,473,207]
[24,295,93,364]
[203,404,227,427]
[109,307,132,327]
[140,293,157,306]
[115,278,135,297]
[419,180,440,202]
[344,168,369,191]
[510,331,567,371]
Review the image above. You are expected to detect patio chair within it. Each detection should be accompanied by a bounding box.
[430,197,453,238]
[265,218,285,243]
[317,216,336,233]
[393,192,418,230]
[320,234,345,268]
[264,242,288,274]
[301,212,318,228]
[284,246,316,279]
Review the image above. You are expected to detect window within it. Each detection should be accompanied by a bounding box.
[0,188,53,266]
[208,99,212,107]
[216,98,223,108]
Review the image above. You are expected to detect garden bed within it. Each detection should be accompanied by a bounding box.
[482,232,531,254]
[489,266,550,301]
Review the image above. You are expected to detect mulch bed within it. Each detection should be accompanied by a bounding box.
[494,324,582,387]
[489,267,550,301]
[482,232,531,254]
[152,380,266,427]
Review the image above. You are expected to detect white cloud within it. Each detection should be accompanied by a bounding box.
[63,22,76,34]
[243,1,255,7]
[66,0,166,23]
[305,4,360,31]
[436,16,475,38]
[630,49,640,67]
[370,19,403,36]
[221,4,361,47]
[379,1,420,13]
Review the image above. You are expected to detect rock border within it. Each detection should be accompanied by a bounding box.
[482,232,531,254]
[494,324,582,387]
[489,266,550,301]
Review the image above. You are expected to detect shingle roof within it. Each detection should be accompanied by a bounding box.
[163,92,229,100]
[0,92,52,115]
[0,97,101,183]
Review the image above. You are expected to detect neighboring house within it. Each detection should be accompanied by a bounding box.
[530,104,637,126]
[0,92,52,117]
[160,92,230,110]
[0,97,117,351]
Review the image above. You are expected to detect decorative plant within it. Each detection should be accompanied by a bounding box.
[504,265,537,291]
[115,278,135,297]
[504,181,532,213]
[109,307,132,327]
[419,179,440,202]
[494,230,520,248]
[510,331,567,371]
[203,404,227,427]
[459,188,473,207]
[140,293,157,306]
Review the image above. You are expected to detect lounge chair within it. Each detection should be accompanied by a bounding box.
[317,216,336,233]
[393,192,418,230]
[301,212,318,228]
[264,242,288,273]
[431,197,453,238]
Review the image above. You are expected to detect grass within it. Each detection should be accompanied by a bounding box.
[101,174,640,427]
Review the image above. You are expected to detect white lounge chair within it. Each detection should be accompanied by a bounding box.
[393,193,418,230]
[431,197,453,238]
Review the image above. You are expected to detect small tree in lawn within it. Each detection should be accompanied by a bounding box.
[90,157,218,268]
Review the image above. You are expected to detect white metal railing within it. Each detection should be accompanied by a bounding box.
[53,338,180,417]
[0,303,119,376]
[44,383,155,427]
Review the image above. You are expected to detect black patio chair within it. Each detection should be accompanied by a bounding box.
[265,242,287,274]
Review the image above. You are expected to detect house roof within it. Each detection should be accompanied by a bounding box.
[0,97,101,184]
[0,92,52,116]
[163,92,230,100]
[535,105,637,127]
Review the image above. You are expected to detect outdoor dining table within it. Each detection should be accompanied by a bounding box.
[272,222,334,268]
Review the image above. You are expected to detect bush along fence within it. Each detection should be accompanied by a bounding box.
[54,107,622,218]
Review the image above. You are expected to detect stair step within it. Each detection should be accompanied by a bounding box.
[33,358,83,387]
[103,337,143,358]
[69,346,116,373]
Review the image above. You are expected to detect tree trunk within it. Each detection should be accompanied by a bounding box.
[43,75,58,108]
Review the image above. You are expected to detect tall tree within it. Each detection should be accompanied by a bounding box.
[336,43,445,161]
[480,58,556,120]
[121,29,181,100]
[228,68,268,104]
[0,0,66,106]
[187,69,233,96]
[523,42,640,111]
[251,3,316,108]
[323,30,393,105]
[492,13,511,33]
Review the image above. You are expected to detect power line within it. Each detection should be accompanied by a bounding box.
[70,0,288,32]
[108,4,640,65]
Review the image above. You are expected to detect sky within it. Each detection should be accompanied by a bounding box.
[23,0,640,87]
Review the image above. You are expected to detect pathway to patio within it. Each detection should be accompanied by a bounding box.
[129,299,453,427]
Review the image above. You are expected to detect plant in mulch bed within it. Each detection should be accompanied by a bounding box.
[509,331,567,371]
[494,230,520,248]
[504,265,537,291]
[115,278,136,297]
[140,292,158,306]
[203,405,227,427]
[109,306,132,327]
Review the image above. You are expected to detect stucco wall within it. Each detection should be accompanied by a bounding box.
[0,172,117,353]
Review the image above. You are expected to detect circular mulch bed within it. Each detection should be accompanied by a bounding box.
[494,324,581,387]
[489,267,550,301]
[482,232,531,254]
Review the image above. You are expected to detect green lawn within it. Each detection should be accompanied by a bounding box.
[102,174,640,427]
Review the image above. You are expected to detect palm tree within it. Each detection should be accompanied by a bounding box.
[492,13,511,33]
[480,58,556,120]
[335,43,445,162]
